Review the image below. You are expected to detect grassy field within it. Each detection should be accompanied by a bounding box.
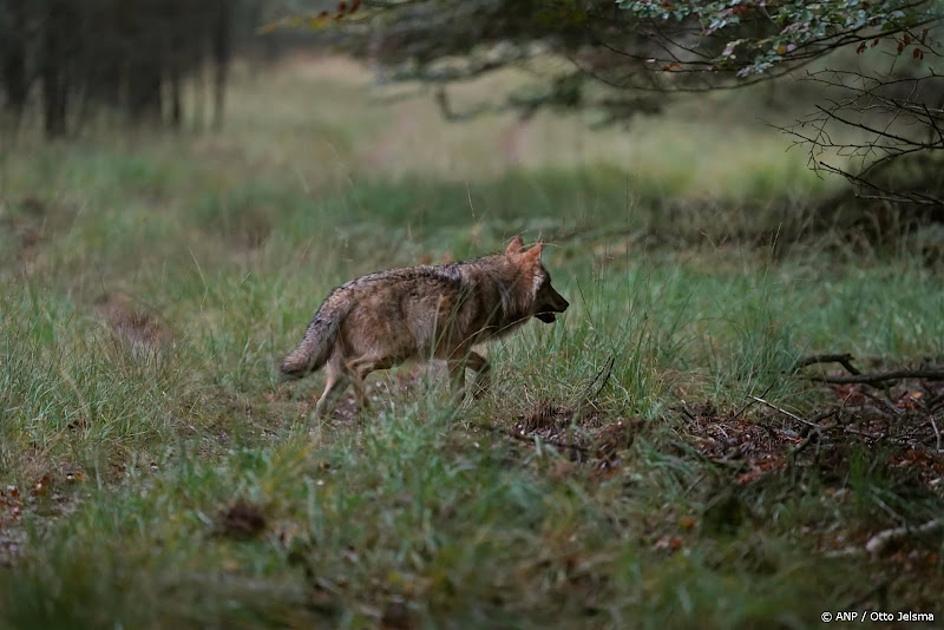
[1,56,943,628]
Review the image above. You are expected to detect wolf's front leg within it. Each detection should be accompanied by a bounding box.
[466,351,490,399]
[448,359,467,401]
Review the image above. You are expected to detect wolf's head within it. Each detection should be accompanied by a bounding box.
[504,235,569,324]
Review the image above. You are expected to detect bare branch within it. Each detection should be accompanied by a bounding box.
[810,366,944,384]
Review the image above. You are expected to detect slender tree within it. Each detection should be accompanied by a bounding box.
[1,0,28,121]
[213,0,234,131]
[41,0,74,137]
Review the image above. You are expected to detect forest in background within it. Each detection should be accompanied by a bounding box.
[0,0,333,135]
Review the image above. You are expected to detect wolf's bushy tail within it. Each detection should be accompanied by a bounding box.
[280,296,349,379]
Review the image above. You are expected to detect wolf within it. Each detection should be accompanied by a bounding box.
[280,236,569,418]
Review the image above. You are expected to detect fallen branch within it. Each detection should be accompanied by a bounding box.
[793,353,861,375]
[809,368,944,385]
[793,353,944,385]
[825,519,944,559]
[865,519,943,556]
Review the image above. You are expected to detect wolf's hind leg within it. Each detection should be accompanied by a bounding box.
[346,355,393,411]
[466,351,490,399]
[311,359,349,421]
[349,369,370,410]
[448,352,489,401]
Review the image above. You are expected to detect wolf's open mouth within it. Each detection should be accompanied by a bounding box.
[535,312,556,323]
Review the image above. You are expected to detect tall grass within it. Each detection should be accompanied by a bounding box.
[1,57,942,627]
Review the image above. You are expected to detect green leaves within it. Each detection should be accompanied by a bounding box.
[618,0,942,76]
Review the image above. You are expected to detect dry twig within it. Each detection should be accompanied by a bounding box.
[749,395,825,429]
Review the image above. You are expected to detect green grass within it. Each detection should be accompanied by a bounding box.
[1,57,942,628]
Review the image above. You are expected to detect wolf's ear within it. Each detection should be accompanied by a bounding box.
[505,235,525,256]
[523,241,544,262]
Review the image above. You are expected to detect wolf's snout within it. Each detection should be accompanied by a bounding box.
[535,286,568,323]
[550,287,569,313]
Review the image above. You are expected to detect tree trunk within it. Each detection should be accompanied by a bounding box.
[42,0,70,138]
[2,0,29,120]
[127,59,162,122]
[212,0,232,131]
[169,67,182,129]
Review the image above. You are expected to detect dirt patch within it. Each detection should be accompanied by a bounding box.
[95,292,172,348]
[0,471,82,567]
[672,382,944,580]
[679,379,944,570]
[679,400,796,485]
[216,500,268,540]
[0,485,25,567]
[380,601,413,630]
[681,379,944,490]
[518,401,575,433]
[487,399,640,471]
